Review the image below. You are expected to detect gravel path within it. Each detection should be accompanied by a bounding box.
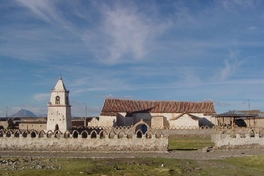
[1,149,264,160]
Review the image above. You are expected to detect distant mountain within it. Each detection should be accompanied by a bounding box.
[10,109,37,117]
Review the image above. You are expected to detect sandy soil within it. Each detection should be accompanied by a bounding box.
[1,148,264,160]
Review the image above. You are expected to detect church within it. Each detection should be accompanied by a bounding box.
[46,77,72,132]
[16,77,216,131]
[99,98,216,129]
[18,77,73,132]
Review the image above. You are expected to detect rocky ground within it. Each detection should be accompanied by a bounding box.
[1,149,264,173]
[0,157,61,171]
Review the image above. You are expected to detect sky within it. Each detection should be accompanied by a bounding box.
[0,0,264,117]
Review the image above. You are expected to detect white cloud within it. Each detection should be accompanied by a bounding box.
[33,93,50,101]
[219,59,234,81]
[1,0,264,115]
[103,7,150,62]
[13,1,171,64]
[80,2,172,64]
[70,75,133,95]
[177,67,202,87]
[15,0,59,24]
[213,52,243,82]
[249,26,257,30]
[211,99,231,107]
[220,0,258,10]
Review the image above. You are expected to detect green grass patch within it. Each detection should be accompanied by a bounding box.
[2,156,264,176]
[168,135,214,150]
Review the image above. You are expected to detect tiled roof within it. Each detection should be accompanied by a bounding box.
[217,110,264,118]
[100,99,216,116]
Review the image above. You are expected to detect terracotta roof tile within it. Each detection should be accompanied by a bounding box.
[100,99,216,116]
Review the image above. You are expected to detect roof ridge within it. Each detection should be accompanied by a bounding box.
[105,98,213,103]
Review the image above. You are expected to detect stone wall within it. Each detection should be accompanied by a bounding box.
[212,127,264,148]
[0,122,168,152]
[19,123,46,131]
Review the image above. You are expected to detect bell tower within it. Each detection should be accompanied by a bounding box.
[46,77,72,132]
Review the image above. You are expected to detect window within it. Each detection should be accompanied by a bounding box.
[55,96,60,104]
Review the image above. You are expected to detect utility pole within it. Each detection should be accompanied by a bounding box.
[84,103,87,118]
[84,103,88,127]
[6,106,8,118]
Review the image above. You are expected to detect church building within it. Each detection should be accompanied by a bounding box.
[99,98,216,128]
[46,77,72,132]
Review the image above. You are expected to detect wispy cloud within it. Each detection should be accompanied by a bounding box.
[15,0,60,25]
[81,2,172,64]
[33,93,50,101]
[176,67,202,87]
[220,0,259,10]
[1,0,264,116]
[11,1,172,64]
[218,59,240,81]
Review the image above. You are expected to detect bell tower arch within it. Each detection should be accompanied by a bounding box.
[46,77,72,132]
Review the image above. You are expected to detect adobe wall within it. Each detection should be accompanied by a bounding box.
[19,123,46,131]
[0,124,168,152]
[0,136,168,151]
[212,134,264,148]
[99,112,215,129]
[110,126,214,136]
[0,121,9,129]
[212,127,264,149]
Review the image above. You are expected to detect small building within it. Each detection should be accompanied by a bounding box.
[99,99,216,129]
[87,117,99,127]
[18,117,47,131]
[0,118,13,129]
[216,110,264,128]
[71,117,99,128]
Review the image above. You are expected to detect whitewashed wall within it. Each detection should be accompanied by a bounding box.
[99,112,214,128]
[0,135,168,151]
[169,114,198,128]
[98,115,117,127]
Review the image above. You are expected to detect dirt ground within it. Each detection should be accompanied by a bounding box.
[1,148,264,160]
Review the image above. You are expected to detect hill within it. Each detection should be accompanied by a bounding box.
[10,109,37,117]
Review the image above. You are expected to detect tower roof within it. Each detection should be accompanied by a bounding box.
[54,77,67,91]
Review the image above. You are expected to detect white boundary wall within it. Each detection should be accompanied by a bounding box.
[0,135,168,151]
[0,121,168,152]
[212,127,264,148]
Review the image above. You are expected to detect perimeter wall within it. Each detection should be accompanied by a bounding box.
[212,127,264,148]
[0,122,168,152]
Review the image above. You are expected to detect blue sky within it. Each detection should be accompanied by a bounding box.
[0,0,264,117]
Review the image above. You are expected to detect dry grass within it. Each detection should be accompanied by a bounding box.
[168,134,214,150]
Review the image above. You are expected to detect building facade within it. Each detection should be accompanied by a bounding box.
[46,77,72,132]
[216,110,264,128]
[99,99,216,129]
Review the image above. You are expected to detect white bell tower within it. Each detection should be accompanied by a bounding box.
[46,77,72,132]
